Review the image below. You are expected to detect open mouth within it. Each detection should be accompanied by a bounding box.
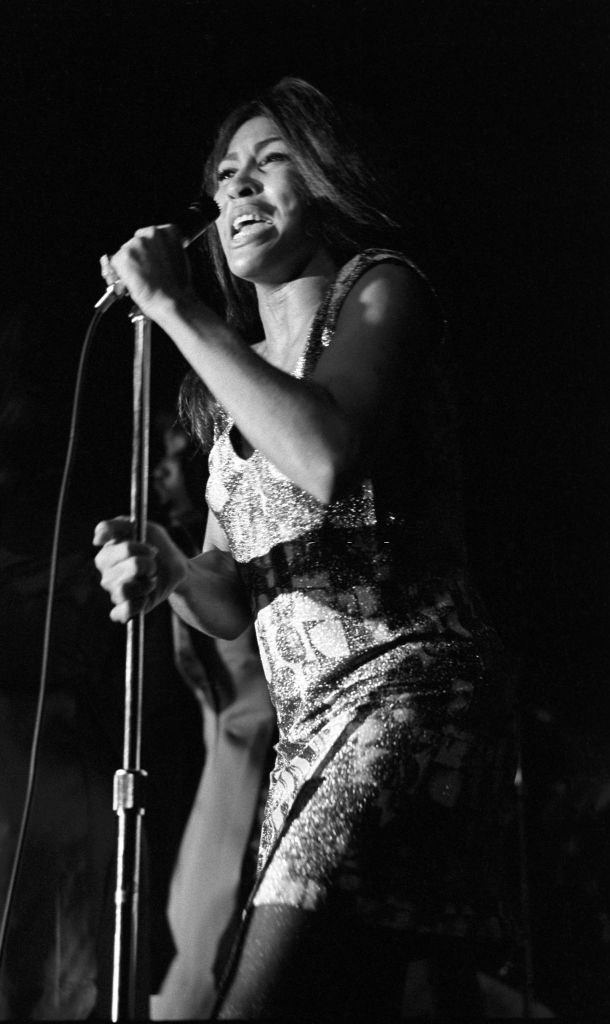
[231,211,274,238]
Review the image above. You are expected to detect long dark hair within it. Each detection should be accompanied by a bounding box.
[180,77,398,450]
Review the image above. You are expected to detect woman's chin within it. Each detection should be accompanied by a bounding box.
[227,239,324,289]
[226,239,275,282]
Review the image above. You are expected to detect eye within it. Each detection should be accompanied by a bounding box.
[259,151,290,168]
[217,166,236,183]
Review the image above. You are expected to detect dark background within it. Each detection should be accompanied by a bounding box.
[1,0,609,1014]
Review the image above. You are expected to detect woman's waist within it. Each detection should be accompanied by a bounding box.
[253,575,495,655]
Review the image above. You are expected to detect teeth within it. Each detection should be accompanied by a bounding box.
[232,212,271,234]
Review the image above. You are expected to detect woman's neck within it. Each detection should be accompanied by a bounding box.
[255,249,336,369]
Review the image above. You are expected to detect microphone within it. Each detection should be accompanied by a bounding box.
[94,192,220,313]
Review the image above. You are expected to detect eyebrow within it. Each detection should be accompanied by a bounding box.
[219,136,286,164]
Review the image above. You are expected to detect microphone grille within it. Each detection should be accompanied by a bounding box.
[177,192,220,246]
[187,192,220,220]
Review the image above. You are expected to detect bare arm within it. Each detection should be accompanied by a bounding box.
[168,511,253,639]
[109,231,434,503]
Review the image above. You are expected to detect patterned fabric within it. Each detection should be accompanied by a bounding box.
[205,250,512,939]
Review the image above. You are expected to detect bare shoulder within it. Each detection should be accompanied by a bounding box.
[336,260,436,334]
[318,259,438,389]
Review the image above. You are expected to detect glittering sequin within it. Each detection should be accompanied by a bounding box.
[206,250,511,937]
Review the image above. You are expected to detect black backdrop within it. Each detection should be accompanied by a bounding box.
[2,0,609,1013]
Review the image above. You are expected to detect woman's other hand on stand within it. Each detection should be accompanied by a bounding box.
[93,516,188,623]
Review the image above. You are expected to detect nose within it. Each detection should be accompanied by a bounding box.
[226,164,262,199]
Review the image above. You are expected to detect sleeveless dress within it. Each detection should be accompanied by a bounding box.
[205,249,511,942]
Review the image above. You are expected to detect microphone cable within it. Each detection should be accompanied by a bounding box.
[0,304,107,968]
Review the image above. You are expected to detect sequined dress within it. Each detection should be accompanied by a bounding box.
[206,249,510,939]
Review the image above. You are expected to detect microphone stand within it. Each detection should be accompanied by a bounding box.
[96,194,220,1015]
[111,305,151,1021]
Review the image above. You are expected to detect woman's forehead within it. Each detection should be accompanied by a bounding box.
[223,115,283,157]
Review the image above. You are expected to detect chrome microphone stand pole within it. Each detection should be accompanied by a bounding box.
[111,303,151,1021]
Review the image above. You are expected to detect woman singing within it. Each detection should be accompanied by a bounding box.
[94,78,511,1019]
